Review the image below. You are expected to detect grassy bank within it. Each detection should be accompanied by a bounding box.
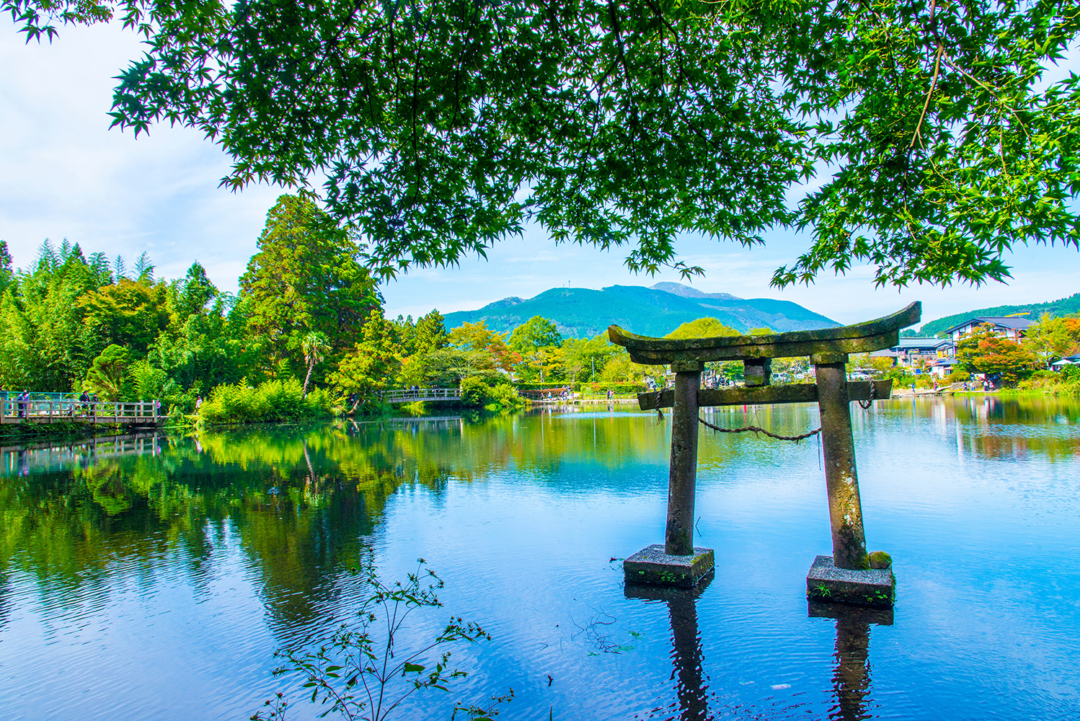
[197,379,336,426]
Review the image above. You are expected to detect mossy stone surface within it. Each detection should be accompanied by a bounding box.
[869,551,893,569]
[624,545,714,588]
[806,555,895,607]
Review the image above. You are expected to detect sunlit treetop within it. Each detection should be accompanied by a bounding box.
[7,0,1080,287]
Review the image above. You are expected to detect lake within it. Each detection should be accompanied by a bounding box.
[1,395,1079,720]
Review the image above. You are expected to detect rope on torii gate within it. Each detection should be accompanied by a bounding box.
[652,386,874,443]
[697,414,822,443]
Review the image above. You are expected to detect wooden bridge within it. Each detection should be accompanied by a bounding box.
[378,388,463,404]
[1,398,160,426]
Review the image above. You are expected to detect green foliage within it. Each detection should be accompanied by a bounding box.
[459,377,523,411]
[128,358,176,401]
[483,383,524,412]
[16,0,1069,286]
[405,348,500,388]
[1026,313,1080,369]
[508,316,562,353]
[945,369,972,383]
[599,351,649,384]
[301,331,331,397]
[0,242,262,399]
[397,310,449,357]
[240,195,381,378]
[78,277,170,354]
[0,240,13,295]
[1063,365,1080,383]
[199,378,334,425]
[449,321,514,371]
[0,240,107,390]
[664,318,739,340]
[170,262,217,320]
[559,334,621,384]
[84,344,131,400]
[330,309,403,408]
[458,377,489,407]
[253,561,508,721]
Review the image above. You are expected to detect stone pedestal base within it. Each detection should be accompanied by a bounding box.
[807,555,895,607]
[624,545,714,588]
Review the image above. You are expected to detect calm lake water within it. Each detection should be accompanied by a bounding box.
[1,395,1079,720]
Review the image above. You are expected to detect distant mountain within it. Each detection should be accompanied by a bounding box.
[920,292,1080,336]
[649,282,741,302]
[443,283,839,338]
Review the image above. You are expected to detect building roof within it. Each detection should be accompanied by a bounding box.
[891,337,953,351]
[1050,354,1080,366]
[943,316,1035,334]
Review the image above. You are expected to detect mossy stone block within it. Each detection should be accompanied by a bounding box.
[807,555,895,607]
[624,545,714,588]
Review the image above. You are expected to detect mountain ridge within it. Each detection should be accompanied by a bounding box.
[442,283,839,338]
[920,292,1080,336]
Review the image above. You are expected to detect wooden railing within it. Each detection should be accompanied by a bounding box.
[518,387,573,401]
[378,388,462,404]
[0,399,160,424]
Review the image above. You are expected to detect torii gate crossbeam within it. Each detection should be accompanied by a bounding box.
[610,302,922,606]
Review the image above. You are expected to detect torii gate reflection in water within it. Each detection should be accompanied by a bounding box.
[625,576,893,721]
[611,303,922,605]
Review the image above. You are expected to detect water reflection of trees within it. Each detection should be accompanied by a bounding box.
[0,414,679,630]
[874,395,1080,462]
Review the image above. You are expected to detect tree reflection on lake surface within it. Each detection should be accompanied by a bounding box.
[1,395,1079,719]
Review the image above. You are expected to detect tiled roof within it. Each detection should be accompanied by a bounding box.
[944,316,1035,334]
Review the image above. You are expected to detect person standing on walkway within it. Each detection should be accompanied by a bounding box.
[17,390,28,419]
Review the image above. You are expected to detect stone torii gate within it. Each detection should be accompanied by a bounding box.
[610,302,922,606]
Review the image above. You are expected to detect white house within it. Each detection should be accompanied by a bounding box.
[1050,354,1080,370]
[888,337,955,368]
[943,316,1034,344]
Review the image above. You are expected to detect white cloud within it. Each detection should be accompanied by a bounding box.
[0,19,281,293]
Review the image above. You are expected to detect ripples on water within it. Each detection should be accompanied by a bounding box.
[1,395,1079,720]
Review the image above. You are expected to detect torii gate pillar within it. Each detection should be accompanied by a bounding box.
[666,362,702,556]
[624,361,715,588]
[813,354,868,570]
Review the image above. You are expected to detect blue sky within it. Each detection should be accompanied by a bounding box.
[1,20,1076,329]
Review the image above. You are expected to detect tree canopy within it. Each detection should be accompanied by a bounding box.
[240,194,381,376]
[664,317,739,339]
[8,0,1079,287]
